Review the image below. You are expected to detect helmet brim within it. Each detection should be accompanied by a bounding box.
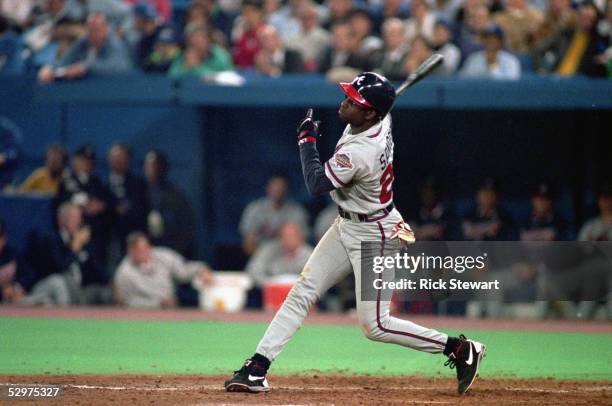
[339,82,374,109]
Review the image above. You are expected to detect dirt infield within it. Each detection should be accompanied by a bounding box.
[2,375,611,405]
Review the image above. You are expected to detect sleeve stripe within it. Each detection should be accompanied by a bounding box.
[325,160,349,187]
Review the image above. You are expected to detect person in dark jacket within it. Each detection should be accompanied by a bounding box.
[144,150,195,257]
[106,143,148,268]
[20,203,111,305]
[132,2,164,70]
[533,1,609,77]
[254,24,304,76]
[462,179,517,241]
[55,144,114,264]
[318,22,372,75]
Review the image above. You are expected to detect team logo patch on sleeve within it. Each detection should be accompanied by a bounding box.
[334,152,353,169]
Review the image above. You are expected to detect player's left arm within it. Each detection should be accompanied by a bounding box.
[297,109,335,196]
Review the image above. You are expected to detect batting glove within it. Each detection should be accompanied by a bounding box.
[390,221,416,248]
[297,108,321,145]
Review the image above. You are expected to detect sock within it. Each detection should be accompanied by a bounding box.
[443,336,460,356]
[251,353,271,372]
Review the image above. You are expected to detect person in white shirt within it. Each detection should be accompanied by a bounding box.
[246,222,313,287]
[114,232,213,308]
[460,24,521,80]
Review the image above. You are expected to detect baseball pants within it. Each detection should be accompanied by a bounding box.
[256,210,448,361]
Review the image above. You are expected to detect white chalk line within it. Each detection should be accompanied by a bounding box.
[2,383,611,395]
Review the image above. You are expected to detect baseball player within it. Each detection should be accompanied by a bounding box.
[224,72,486,394]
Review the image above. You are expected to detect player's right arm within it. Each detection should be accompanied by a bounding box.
[297,109,336,196]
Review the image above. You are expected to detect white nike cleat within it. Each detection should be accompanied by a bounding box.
[224,359,270,393]
[444,334,486,394]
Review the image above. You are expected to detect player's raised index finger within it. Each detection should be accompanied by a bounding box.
[306,108,313,119]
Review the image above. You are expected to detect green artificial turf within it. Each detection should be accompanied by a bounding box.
[1,317,610,379]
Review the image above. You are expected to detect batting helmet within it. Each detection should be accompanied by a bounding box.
[339,72,396,117]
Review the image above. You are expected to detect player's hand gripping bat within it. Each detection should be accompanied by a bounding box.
[394,53,444,99]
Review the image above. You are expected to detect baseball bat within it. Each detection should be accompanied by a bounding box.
[394,53,444,97]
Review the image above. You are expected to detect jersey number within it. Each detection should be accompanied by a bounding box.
[379,164,394,204]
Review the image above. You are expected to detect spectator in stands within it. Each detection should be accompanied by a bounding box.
[372,17,409,81]
[114,232,213,308]
[239,174,309,256]
[0,0,37,31]
[56,144,113,264]
[22,0,86,69]
[254,24,304,76]
[19,144,68,194]
[349,8,383,55]
[531,0,576,48]
[37,13,132,84]
[286,2,330,71]
[574,182,612,319]
[462,178,516,240]
[322,0,354,30]
[521,183,569,241]
[184,0,230,48]
[245,222,313,287]
[142,26,180,73]
[410,179,453,241]
[144,150,195,257]
[0,117,22,189]
[65,0,132,32]
[232,0,266,69]
[168,24,233,77]
[604,0,612,76]
[492,0,544,54]
[457,5,490,59]
[460,25,522,80]
[371,0,410,35]
[318,22,370,79]
[405,0,437,44]
[0,15,24,75]
[266,0,312,40]
[131,2,164,70]
[432,0,464,23]
[20,203,111,306]
[534,1,608,77]
[578,183,612,241]
[106,143,148,268]
[0,219,22,303]
[123,0,172,24]
[403,35,434,76]
[431,20,461,74]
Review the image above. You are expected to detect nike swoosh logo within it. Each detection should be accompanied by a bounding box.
[248,375,265,381]
[465,343,474,365]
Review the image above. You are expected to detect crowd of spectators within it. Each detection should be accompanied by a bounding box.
[0,142,201,308]
[0,144,610,316]
[235,174,611,314]
[1,0,611,80]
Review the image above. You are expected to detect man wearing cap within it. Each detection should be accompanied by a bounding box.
[56,145,114,264]
[142,26,180,73]
[462,179,517,241]
[132,2,164,69]
[460,24,521,80]
[521,183,569,241]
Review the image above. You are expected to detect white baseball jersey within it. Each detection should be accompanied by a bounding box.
[324,115,394,214]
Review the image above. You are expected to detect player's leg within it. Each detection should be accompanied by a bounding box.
[224,218,352,392]
[344,220,448,352]
[341,216,486,394]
